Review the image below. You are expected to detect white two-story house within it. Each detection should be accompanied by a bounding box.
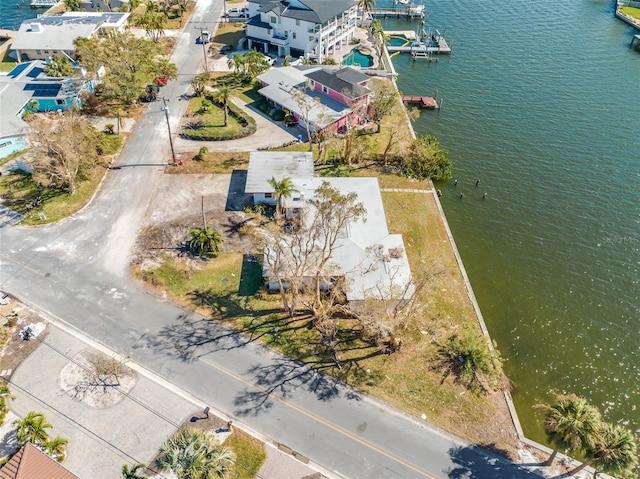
[245,0,358,62]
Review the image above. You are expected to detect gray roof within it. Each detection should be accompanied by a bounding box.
[245,151,315,193]
[12,13,128,52]
[305,67,370,100]
[252,0,356,24]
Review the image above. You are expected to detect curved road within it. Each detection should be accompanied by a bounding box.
[0,1,540,478]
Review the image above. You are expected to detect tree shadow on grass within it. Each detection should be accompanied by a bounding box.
[445,444,543,479]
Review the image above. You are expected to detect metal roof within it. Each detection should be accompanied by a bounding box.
[245,151,315,193]
[251,0,356,24]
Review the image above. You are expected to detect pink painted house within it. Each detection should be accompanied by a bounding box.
[256,65,372,134]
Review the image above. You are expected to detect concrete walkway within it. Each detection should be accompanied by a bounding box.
[4,319,322,479]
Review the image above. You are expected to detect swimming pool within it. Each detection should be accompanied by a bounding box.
[342,48,373,67]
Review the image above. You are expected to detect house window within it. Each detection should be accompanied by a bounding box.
[310,80,315,87]
[295,19,300,26]
[44,50,49,54]
[52,50,58,54]
[292,32,296,39]
[36,50,41,55]
[265,193,273,198]
[0,141,12,149]
[322,86,328,94]
[271,15,276,23]
[56,99,66,105]
[309,36,314,42]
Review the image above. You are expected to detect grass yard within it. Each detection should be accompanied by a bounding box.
[620,5,640,19]
[136,182,518,457]
[182,96,247,140]
[224,430,267,479]
[213,23,247,51]
[0,132,122,225]
[168,151,250,174]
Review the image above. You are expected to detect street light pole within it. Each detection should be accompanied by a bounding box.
[197,26,209,72]
[160,97,177,166]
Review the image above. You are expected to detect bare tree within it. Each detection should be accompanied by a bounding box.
[308,181,366,312]
[291,83,321,152]
[29,114,103,195]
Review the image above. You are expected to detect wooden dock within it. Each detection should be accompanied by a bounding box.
[386,29,452,55]
[402,95,439,109]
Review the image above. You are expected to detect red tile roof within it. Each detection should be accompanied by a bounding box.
[0,443,79,479]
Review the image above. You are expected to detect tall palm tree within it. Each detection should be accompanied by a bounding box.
[13,411,53,445]
[358,0,375,22]
[568,423,639,478]
[44,436,69,462]
[534,393,602,467]
[121,463,147,479]
[189,227,223,257]
[211,86,232,127]
[156,428,235,479]
[267,176,298,217]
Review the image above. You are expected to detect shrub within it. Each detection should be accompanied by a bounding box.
[194,146,208,161]
[103,124,115,135]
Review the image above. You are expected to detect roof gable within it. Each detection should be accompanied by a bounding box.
[304,67,370,100]
[0,443,79,479]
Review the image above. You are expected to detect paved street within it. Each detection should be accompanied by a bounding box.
[0,1,543,477]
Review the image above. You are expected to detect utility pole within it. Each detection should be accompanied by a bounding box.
[160,97,177,166]
[197,26,209,72]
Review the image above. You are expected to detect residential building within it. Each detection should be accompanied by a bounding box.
[246,152,414,302]
[11,12,129,63]
[0,60,94,159]
[245,0,358,62]
[0,442,79,479]
[256,65,371,132]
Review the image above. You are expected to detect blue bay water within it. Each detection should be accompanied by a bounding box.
[382,0,640,442]
[0,0,47,30]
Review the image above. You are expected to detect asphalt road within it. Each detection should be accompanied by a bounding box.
[0,1,542,477]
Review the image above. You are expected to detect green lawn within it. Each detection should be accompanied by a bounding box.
[224,430,267,479]
[137,186,518,455]
[620,5,640,19]
[182,96,249,140]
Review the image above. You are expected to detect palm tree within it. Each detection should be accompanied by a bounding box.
[244,50,270,78]
[534,393,602,467]
[121,463,147,479]
[13,411,53,445]
[267,176,298,217]
[156,428,235,479]
[227,53,245,76]
[0,384,15,418]
[211,86,232,127]
[569,423,639,478]
[191,73,209,97]
[189,227,223,257]
[358,0,375,22]
[44,436,69,462]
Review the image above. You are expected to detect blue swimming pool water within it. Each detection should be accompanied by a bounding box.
[342,48,374,67]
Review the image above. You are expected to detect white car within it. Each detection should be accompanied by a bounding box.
[226,7,249,18]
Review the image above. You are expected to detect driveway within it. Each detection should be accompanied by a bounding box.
[173,96,305,154]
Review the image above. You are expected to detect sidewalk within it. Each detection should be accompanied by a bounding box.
[3,315,323,479]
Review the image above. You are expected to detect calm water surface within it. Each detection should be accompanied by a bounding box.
[1,0,638,445]
[0,0,47,30]
[383,0,640,442]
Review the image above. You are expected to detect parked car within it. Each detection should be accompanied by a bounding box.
[199,30,211,44]
[226,7,249,18]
